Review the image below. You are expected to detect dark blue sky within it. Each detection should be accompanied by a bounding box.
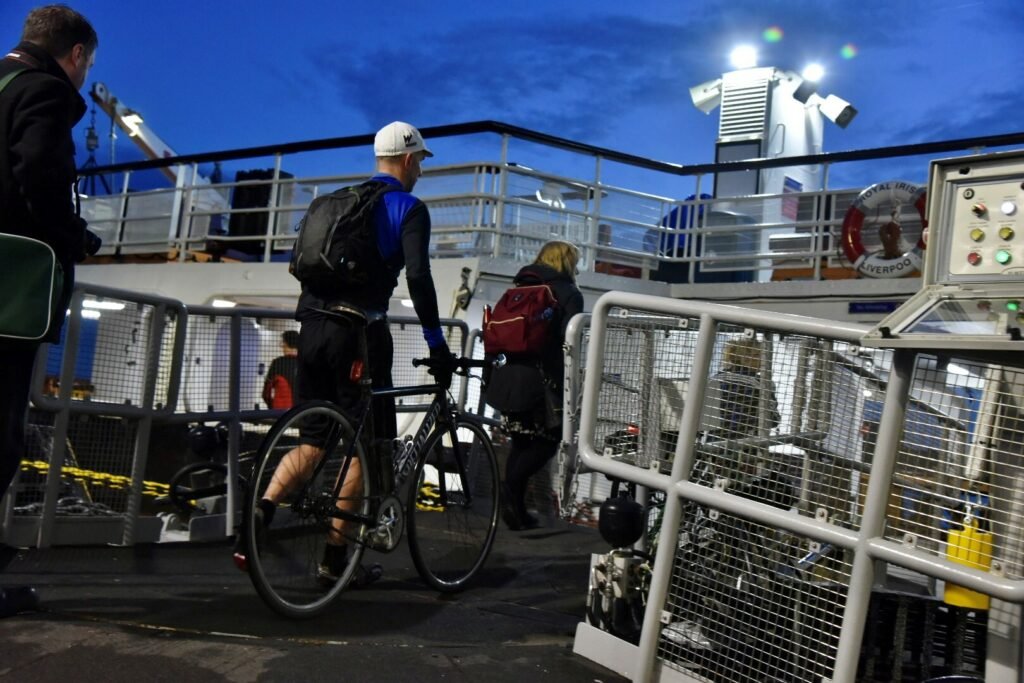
[4,0,1022,192]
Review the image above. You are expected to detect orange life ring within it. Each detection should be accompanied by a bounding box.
[841,180,927,278]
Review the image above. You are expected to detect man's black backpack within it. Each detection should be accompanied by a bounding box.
[289,181,396,291]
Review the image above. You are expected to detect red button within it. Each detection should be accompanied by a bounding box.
[967,252,983,266]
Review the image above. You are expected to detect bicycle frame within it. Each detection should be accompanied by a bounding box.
[324,376,481,532]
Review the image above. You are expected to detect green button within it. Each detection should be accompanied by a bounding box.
[1008,300,1021,312]
[996,249,1012,265]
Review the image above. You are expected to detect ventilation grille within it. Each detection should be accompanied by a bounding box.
[718,69,771,141]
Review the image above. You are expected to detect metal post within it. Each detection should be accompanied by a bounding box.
[585,155,603,273]
[122,304,167,544]
[814,163,831,279]
[792,339,813,510]
[634,313,718,683]
[264,154,284,262]
[688,177,705,285]
[114,171,131,257]
[830,348,914,682]
[224,312,242,536]
[492,134,510,259]
[172,164,190,262]
[37,290,86,547]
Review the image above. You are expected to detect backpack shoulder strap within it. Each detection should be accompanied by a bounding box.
[0,67,28,95]
[514,268,547,286]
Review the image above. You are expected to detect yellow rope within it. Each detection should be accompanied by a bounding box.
[20,459,169,497]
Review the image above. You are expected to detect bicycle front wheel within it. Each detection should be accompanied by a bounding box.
[407,418,499,592]
[243,401,372,619]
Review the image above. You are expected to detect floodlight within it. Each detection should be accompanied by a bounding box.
[121,110,143,137]
[801,63,825,82]
[780,70,818,104]
[729,45,758,70]
[819,93,858,128]
[689,78,723,114]
[792,78,818,104]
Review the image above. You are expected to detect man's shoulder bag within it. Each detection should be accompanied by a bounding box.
[0,233,65,341]
[0,65,64,342]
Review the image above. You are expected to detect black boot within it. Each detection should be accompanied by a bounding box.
[500,482,524,530]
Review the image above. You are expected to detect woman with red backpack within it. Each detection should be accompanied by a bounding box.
[484,240,584,530]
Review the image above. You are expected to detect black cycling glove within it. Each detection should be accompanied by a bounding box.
[429,343,456,391]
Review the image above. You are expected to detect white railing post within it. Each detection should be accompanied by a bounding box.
[172,164,192,262]
[264,154,284,263]
[813,162,832,280]
[492,134,510,259]
[831,348,915,682]
[583,155,603,273]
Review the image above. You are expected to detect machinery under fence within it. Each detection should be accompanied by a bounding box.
[564,290,1023,682]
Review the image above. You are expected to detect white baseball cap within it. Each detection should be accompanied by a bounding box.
[373,121,434,158]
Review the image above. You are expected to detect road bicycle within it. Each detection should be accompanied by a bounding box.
[238,308,500,618]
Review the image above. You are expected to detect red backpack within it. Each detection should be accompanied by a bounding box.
[483,272,557,356]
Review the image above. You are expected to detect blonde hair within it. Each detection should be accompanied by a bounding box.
[534,240,579,281]
[723,338,762,373]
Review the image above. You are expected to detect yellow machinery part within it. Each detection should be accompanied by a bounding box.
[943,521,994,610]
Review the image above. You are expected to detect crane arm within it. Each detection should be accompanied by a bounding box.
[89,82,180,182]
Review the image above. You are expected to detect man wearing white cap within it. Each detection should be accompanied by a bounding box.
[234,121,454,586]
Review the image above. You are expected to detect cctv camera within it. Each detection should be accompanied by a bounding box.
[820,94,858,129]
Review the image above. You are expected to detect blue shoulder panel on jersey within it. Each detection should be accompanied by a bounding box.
[371,174,418,263]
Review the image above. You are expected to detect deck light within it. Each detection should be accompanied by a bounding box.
[83,299,125,311]
[801,63,825,82]
[729,45,758,70]
[689,78,723,114]
[121,110,143,137]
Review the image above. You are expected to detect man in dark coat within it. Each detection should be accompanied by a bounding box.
[0,5,99,617]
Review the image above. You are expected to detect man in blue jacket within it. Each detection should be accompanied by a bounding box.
[235,121,455,586]
[0,4,99,618]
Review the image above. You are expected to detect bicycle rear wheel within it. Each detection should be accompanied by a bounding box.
[242,401,372,618]
[407,418,499,592]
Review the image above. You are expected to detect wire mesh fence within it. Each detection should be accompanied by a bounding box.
[3,284,474,547]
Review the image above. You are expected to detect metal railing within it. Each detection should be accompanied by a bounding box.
[1,283,474,547]
[77,122,1024,284]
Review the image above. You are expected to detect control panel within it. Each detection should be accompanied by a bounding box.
[945,179,1024,278]
[862,149,1024,349]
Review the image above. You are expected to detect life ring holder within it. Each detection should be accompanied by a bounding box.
[841,180,927,278]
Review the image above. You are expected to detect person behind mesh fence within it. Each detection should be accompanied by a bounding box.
[262,330,299,409]
[0,4,99,619]
[705,338,779,440]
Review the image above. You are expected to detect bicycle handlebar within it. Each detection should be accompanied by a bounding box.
[412,355,501,375]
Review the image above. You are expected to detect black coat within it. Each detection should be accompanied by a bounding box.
[0,42,88,341]
[485,264,583,414]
